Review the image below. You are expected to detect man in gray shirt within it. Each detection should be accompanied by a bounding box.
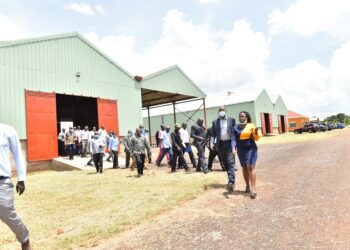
[190,118,209,173]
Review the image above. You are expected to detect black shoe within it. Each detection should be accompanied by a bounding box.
[227,183,234,192]
[203,169,209,174]
[99,169,103,174]
[171,169,176,172]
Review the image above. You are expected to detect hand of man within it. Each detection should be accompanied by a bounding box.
[232,149,237,156]
[16,181,25,195]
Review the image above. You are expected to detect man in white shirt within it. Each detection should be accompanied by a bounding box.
[80,126,90,157]
[0,123,31,250]
[57,128,66,156]
[179,123,196,168]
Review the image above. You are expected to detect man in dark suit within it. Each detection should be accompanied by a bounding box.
[210,106,237,191]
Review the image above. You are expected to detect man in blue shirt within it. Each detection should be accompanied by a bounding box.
[108,131,119,169]
[0,123,31,249]
[156,126,173,167]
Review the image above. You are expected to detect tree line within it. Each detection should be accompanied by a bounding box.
[325,113,350,125]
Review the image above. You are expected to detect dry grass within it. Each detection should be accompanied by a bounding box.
[0,168,224,249]
[257,128,346,145]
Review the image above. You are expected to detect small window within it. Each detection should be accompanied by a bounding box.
[289,122,296,128]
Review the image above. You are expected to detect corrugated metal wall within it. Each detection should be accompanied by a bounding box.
[273,96,288,124]
[253,90,275,127]
[143,102,256,136]
[143,91,288,136]
[0,36,142,138]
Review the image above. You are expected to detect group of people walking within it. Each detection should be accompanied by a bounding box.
[56,106,260,198]
[153,106,260,199]
[0,105,260,249]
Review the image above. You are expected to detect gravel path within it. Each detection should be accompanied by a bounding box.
[89,130,350,250]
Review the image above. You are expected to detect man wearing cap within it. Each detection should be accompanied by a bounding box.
[0,122,31,250]
[210,106,236,192]
[171,124,188,172]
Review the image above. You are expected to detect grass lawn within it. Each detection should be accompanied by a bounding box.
[257,128,345,145]
[0,168,224,249]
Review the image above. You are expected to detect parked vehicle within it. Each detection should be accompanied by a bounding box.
[294,123,318,134]
[318,124,328,132]
[328,123,337,130]
[336,123,345,129]
[310,122,320,131]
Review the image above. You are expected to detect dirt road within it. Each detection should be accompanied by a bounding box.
[91,129,350,250]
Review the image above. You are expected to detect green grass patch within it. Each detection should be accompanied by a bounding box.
[0,169,223,249]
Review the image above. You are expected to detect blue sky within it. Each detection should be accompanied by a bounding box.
[0,0,349,118]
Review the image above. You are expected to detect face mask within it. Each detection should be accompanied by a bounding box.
[219,111,226,118]
[239,120,247,125]
[128,133,133,137]
[141,128,145,133]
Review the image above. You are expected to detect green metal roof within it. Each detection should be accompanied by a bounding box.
[0,32,134,79]
[141,65,206,107]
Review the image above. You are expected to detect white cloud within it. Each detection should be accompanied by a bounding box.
[0,14,25,40]
[271,42,350,118]
[268,0,350,41]
[84,9,270,93]
[94,5,105,15]
[64,2,100,16]
[194,0,220,4]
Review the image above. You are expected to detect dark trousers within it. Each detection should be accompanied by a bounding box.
[75,142,80,155]
[112,150,119,168]
[208,149,225,170]
[67,144,74,160]
[58,140,65,156]
[194,141,208,172]
[135,153,145,175]
[93,153,104,172]
[172,149,188,171]
[125,151,131,167]
[180,143,196,167]
[218,140,235,185]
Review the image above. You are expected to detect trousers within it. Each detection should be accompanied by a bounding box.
[0,178,29,243]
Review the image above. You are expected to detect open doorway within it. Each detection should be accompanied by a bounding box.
[280,115,286,133]
[56,94,98,133]
[264,113,272,134]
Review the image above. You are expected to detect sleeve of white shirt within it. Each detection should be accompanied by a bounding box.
[9,127,26,181]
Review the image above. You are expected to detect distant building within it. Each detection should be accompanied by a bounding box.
[144,89,288,138]
[288,111,309,132]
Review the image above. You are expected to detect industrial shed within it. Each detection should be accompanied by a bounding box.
[0,32,205,162]
[143,89,288,137]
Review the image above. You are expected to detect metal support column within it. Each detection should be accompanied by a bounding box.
[147,106,152,145]
[203,98,207,129]
[173,102,176,125]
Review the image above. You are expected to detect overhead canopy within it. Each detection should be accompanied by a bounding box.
[140,65,206,108]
